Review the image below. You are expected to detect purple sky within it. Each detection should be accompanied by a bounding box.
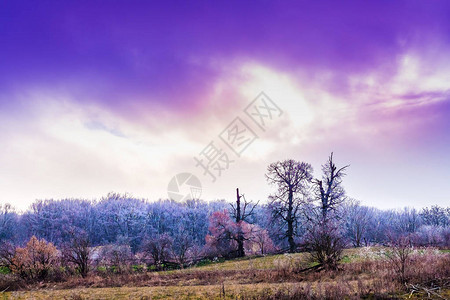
[1,1,449,210]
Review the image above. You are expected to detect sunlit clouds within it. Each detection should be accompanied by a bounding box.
[0,1,449,210]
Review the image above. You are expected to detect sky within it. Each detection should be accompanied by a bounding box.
[1,1,449,211]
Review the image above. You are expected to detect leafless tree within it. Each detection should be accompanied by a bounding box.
[142,234,173,270]
[61,230,92,277]
[171,230,193,268]
[314,152,349,220]
[420,206,449,227]
[386,234,415,283]
[251,227,275,255]
[0,204,15,241]
[344,200,373,247]
[266,160,313,253]
[229,188,258,257]
[396,207,420,234]
[97,243,133,273]
[0,241,16,271]
[305,153,349,268]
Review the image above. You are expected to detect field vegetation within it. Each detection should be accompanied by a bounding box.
[1,247,449,299]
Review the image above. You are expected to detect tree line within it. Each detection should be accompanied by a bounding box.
[0,153,449,279]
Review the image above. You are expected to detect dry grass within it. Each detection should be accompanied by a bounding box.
[5,281,449,300]
[1,283,301,300]
[187,253,308,271]
[1,247,449,299]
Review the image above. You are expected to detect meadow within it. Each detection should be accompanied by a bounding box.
[2,247,449,300]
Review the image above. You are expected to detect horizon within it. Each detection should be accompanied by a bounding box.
[1,1,450,211]
[6,193,447,215]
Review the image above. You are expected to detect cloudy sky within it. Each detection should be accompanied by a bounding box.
[1,1,449,210]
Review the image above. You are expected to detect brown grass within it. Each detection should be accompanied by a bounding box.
[2,248,449,299]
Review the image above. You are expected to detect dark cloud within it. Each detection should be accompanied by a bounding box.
[1,1,449,111]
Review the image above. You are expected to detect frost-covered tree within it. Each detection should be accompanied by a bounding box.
[420,205,449,227]
[343,200,375,247]
[0,203,17,242]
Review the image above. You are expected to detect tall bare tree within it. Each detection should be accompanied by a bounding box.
[266,160,313,253]
[229,188,258,257]
[306,153,349,268]
[314,152,349,220]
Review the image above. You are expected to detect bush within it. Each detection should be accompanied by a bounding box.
[142,234,173,270]
[11,236,59,281]
[304,221,345,269]
[95,244,133,274]
[385,234,414,283]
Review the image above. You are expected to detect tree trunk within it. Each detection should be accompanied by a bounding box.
[236,188,245,257]
[287,188,296,253]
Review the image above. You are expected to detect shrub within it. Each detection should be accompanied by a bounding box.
[304,221,345,269]
[385,234,414,283]
[95,244,133,274]
[11,236,59,281]
[142,234,173,270]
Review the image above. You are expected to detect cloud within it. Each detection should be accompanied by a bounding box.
[2,1,450,111]
[1,1,450,209]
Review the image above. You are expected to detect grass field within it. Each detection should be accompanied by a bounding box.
[2,248,449,299]
[2,283,309,300]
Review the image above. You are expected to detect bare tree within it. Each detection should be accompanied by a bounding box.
[229,188,258,257]
[142,234,173,270]
[97,243,133,274]
[266,160,313,253]
[0,204,16,242]
[171,230,193,268]
[386,234,415,283]
[314,152,349,220]
[420,206,449,227]
[344,200,373,247]
[305,153,349,268]
[62,230,92,278]
[0,241,17,271]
